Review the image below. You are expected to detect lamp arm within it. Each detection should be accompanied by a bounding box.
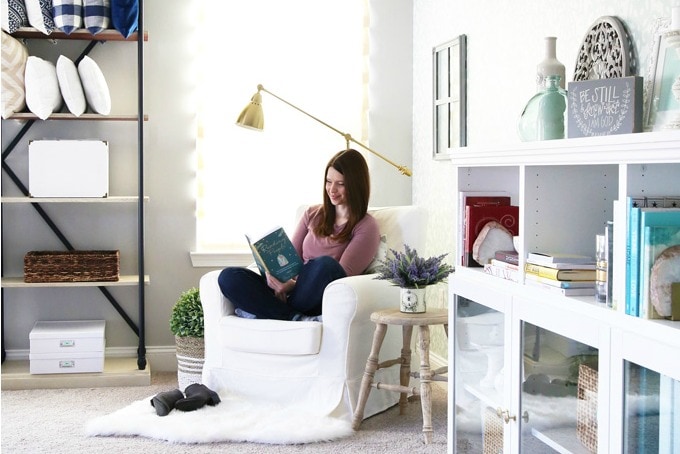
[258,85,412,177]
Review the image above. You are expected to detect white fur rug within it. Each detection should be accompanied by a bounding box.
[85,390,353,445]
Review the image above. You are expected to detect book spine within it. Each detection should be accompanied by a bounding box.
[525,263,559,280]
[626,202,640,316]
[525,280,596,296]
[484,263,519,282]
[525,273,594,288]
[638,225,652,319]
[494,251,519,265]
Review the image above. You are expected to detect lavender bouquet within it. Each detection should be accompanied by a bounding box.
[374,244,454,288]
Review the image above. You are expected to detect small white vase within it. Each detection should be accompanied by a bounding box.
[400,287,426,313]
[536,36,565,91]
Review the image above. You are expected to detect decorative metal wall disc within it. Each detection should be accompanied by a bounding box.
[573,16,631,81]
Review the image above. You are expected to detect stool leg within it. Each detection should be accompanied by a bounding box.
[417,325,434,444]
[399,325,413,415]
[352,322,387,430]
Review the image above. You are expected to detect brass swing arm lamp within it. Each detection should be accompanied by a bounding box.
[236,84,412,177]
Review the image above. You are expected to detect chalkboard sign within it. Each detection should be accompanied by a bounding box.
[567,76,643,137]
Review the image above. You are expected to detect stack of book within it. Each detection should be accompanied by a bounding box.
[524,252,596,296]
[483,250,520,282]
[625,196,680,318]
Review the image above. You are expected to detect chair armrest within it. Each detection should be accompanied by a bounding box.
[318,274,400,373]
[199,269,236,366]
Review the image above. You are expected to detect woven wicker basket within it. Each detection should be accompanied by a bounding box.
[24,250,119,283]
[175,335,205,390]
[577,363,598,453]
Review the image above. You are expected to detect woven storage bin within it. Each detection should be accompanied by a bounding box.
[483,406,504,454]
[175,335,205,390]
[24,250,119,283]
[577,364,598,453]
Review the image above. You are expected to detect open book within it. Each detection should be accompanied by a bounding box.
[245,227,303,282]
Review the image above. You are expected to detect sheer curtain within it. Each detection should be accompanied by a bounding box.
[194,0,368,259]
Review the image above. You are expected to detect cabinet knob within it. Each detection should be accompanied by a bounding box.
[496,407,516,424]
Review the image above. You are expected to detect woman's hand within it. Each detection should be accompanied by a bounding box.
[265,273,296,303]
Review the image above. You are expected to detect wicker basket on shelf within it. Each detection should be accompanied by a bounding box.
[577,363,598,453]
[24,250,120,283]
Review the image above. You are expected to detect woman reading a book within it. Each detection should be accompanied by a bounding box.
[217,148,380,321]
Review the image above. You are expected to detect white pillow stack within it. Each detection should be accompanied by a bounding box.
[22,54,110,118]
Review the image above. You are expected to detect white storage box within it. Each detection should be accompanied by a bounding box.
[29,320,105,374]
[28,140,109,198]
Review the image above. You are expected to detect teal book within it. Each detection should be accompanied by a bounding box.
[246,227,303,282]
[625,198,641,316]
[637,209,680,319]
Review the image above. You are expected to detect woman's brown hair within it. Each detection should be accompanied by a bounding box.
[313,149,370,242]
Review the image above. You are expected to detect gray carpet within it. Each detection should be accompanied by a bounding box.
[1,371,448,453]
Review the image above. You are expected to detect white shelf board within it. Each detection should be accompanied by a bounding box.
[531,427,592,454]
[1,275,150,288]
[448,131,680,167]
[0,357,150,390]
[1,196,148,203]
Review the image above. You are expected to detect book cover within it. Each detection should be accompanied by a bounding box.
[246,227,303,282]
[525,273,596,289]
[464,204,519,267]
[524,260,596,270]
[524,263,596,281]
[526,252,594,265]
[458,191,511,266]
[525,279,596,296]
[494,250,519,265]
[637,209,680,319]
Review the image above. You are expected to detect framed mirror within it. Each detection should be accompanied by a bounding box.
[433,35,467,160]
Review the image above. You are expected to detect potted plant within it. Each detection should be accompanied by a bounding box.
[170,287,205,390]
[374,244,455,313]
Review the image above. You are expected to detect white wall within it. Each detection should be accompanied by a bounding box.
[412,0,671,357]
[1,0,413,368]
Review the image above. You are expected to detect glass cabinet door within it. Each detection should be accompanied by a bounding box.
[453,296,507,453]
[519,322,598,453]
[623,361,679,453]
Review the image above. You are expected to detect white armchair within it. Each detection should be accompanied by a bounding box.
[199,205,426,422]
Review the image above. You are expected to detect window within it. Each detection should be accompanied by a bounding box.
[433,35,467,159]
[193,0,368,265]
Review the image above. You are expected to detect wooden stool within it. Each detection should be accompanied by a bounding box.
[351,308,448,444]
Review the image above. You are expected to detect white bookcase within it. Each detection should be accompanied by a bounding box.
[447,132,680,453]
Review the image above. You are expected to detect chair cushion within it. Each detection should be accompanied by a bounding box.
[219,315,322,355]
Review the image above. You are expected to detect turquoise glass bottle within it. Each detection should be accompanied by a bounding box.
[518,75,568,141]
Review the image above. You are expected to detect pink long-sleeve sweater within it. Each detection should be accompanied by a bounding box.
[291,205,380,276]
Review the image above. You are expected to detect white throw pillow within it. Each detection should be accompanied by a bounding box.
[1,30,28,119]
[365,234,388,274]
[25,0,55,35]
[25,56,62,120]
[56,55,86,116]
[77,55,110,114]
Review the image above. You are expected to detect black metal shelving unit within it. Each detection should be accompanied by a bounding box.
[1,6,147,370]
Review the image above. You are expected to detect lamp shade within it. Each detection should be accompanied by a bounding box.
[236,91,264,130]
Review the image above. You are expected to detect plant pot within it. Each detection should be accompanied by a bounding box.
[175,335,205,390]
[400,287,426,313]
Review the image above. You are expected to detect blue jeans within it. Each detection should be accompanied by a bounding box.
[217,256,347,320]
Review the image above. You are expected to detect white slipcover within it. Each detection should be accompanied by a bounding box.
[200,205,426,421]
